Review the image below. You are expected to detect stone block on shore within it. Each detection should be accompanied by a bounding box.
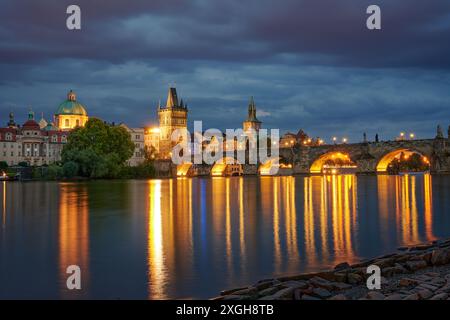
[431,248,450,266]
[405,260,427,271]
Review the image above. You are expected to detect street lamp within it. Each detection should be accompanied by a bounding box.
[410,133,415,139]
[342,138,347,144]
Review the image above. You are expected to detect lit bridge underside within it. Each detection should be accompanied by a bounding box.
[211,157,243,176]
[376,149,425,173]
[309,152,356,174]
[177,162,192,177]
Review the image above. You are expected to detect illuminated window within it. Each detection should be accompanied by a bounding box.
[65,119,70,127]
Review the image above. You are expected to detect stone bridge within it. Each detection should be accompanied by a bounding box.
[154,131,450,177]
[280,136,450,174]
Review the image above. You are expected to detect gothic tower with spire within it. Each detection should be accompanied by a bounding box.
[158,87,188,158]
[243,96,262,133]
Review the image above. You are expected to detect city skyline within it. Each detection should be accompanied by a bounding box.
[1,88,445,144]
[1,0,450,142]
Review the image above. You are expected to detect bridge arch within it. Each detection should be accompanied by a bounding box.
[176,161,193,177]
[376,148,430,173]
[259,157,281,175]
[310,151,357,174]
[211,157,243,176]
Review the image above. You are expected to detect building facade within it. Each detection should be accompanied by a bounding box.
[121,124,145,166]
[144,127,160,156]
[0,110,68,166]
[0,90,89,166]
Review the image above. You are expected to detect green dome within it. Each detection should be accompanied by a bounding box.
[55,90,88,116]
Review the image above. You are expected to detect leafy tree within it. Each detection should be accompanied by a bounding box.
[46,164,63,180]
[62,118,134,178]
[0,161,8,170]
[63,161,79,178]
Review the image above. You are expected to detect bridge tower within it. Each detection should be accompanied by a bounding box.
[158,87,188,159]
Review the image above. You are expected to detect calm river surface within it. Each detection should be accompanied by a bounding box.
[1,174,450,299]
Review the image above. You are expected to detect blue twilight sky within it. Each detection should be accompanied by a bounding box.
[0,0,450,142]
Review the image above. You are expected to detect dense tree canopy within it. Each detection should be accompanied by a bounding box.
[61,118,135,178]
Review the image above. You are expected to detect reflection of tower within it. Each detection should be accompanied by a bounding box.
[242,96,262,133]
[158,87,188,159]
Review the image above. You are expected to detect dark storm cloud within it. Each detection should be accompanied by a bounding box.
[2,0,450,67]
[0,0,450,141]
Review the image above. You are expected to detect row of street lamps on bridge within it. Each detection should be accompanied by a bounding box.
[398,132,415,140]
[288,132,416,148]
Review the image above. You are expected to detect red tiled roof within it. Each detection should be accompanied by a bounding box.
[22,120,40,129]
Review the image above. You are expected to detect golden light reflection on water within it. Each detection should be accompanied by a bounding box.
[58,183,89,298]
[272,177,281,273]
[147,180,167,299]
[304,175,358,265]
[239,177,246,266]
[424,174,433,239]
[141,174,436,298]
[0,174,441,299]
[377,174,435,246]
[2,181,6,228]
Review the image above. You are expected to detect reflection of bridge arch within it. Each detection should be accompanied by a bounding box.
[211,157,243,176]
[310,152,357,174]
[376,148,430,173]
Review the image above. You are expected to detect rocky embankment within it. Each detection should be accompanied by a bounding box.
[213,238,450,300]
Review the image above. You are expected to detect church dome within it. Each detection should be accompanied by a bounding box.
[56,90,88,116]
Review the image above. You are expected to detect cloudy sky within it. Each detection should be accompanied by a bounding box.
[1,0,449,142]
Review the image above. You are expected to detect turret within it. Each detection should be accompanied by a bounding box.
[67,89,76,101]
[28,108,35,120]
[7,112,16,128]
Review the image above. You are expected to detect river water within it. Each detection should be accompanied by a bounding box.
[1,174,450,299]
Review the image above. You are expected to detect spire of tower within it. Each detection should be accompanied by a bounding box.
[166,87,179,108]
[247,96,259,122]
